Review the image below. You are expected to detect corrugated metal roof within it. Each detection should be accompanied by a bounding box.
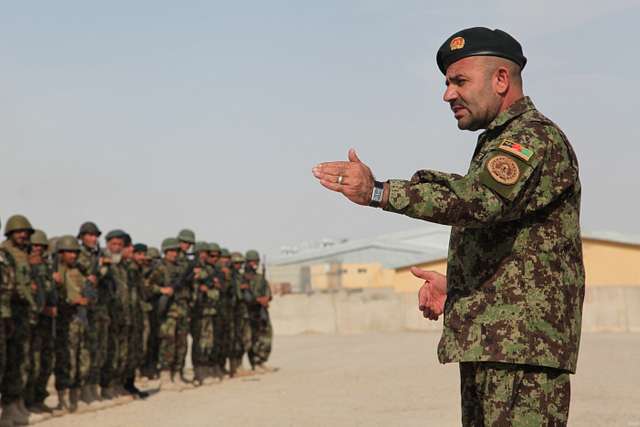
[270,224,451,268]
[270,225,640,271]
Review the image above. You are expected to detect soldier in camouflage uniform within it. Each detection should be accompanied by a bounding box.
[190,242,219,385]
[150,238,191,391]
[313,27,584,426]
[75,221,102,405]
[229,252,252,377]
[176,229,195,379]
[0,217,21,427]
[0,215,39,426]
[99,230,131,400]
[141,247,161,379]
[244,250,274,373]
[123,243,149,398]
[25,230,58,417]
[53,236,91,414]
[206,243,225,380]
[215,248,234,375]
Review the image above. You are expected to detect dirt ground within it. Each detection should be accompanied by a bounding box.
[39,332,639,427]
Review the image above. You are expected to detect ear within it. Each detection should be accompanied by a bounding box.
[494,66,510,96]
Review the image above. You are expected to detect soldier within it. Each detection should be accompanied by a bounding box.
[0,217,19,427]
[24,230,58,418]
[215,248,233,376]
[0,215,38,426]
[141,246,161,379]
[123,243,149,398]
[52,235,91,414]
[190,242,218,385]
[99,230,131,401]
[150,238,191,391]
[75,221,102,405]
[244,250,275,373]
[176,229,195,273]
[229,252,252,377]
[312,27,584,426]
[206,243,225,380]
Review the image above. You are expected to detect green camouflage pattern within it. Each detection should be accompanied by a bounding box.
[460,362,570,426]
[384,97,585,373]
[54,264,90,390]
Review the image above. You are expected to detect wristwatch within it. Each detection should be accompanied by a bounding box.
[369,180,385,207]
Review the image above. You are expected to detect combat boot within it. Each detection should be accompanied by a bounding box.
[1,401,29,426]
[256,363,278,374]
[90,384,102,402]
[0,419,13,427]
[18,399,49,423]
[81,384,95,405]
[100,386,115,401]
[68,388,79,413]
[192,366,206,386]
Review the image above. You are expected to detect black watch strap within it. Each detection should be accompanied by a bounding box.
[369,180,385,207]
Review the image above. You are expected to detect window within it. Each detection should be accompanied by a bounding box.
[357,268,367,274]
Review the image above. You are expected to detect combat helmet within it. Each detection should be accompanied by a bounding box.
[77,221,102,238]
[30,229,49,247]
[4,214,34,236]
[245,250,260,262]
[57,235,81,252]
[177,229,196,244]
[194,241,209,253]
[161,238,181,253]
[230,252,245,264]
[209,242,221,253]
[220,248,230,258]
[147,247,161,259]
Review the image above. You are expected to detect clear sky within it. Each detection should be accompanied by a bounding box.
[2,1,639,256]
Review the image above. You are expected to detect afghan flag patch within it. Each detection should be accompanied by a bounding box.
[498,139,534,161]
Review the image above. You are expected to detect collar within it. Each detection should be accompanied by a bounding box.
[486,96,536,131]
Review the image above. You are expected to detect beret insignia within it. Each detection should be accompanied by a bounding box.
[450,36,465,51]
[498,139,534,161]
[487,155,520,185]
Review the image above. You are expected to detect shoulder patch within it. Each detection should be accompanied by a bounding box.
[487,155,520,185]
[498,139,534,162]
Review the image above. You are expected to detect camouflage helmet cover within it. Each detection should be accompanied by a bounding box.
[77,221,102,238]
[245,250,260,261]
[57,235,81,252]
[4,214,34,236]
[30,229,49,247]
[161,238,181,253]
[177,229,196,244]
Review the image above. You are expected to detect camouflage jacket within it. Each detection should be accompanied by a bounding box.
[148,259,189,318]
[384,97,585,373]
[0,240,37,314]
[57,263,87,309]
[193,261,219,316]
[0,250,16,318]
[98,254,130,325]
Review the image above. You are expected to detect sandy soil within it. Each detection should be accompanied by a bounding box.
[37,332,640,427]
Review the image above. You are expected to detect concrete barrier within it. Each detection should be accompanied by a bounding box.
[270,286,640,335]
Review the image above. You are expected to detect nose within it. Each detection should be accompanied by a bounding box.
[443,85,457,103]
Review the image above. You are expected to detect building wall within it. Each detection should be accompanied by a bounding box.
[582,239,640,286]
[310,262,390,290]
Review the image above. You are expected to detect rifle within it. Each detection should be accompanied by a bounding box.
[157,259,198,318]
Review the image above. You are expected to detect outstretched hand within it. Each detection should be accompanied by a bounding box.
[411,267,447,321]
[312,149,375,206]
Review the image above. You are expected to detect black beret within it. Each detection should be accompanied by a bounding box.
[122,233,132,246]
[436,27,526,75]
[133,243,148,253]
[105,229,127,241]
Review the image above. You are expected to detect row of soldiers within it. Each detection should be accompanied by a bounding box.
[0,214,274,426]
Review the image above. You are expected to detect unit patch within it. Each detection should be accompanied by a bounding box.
[487,155,520,185]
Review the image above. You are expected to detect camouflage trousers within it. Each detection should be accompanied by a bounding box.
[25,315,55,404]
[54,315,90,391]
[103,320,129,387]
[91,310,110,386]
[143,309,160,376]
[158,314,189,372]
[212,303,233,369]
[0,318,6,390]
[459,362,571,427]
[231,309,251,359]
[191,314,215,367]
[1,312,31,404]
[126,312,145,377]
[248,313,273,366]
